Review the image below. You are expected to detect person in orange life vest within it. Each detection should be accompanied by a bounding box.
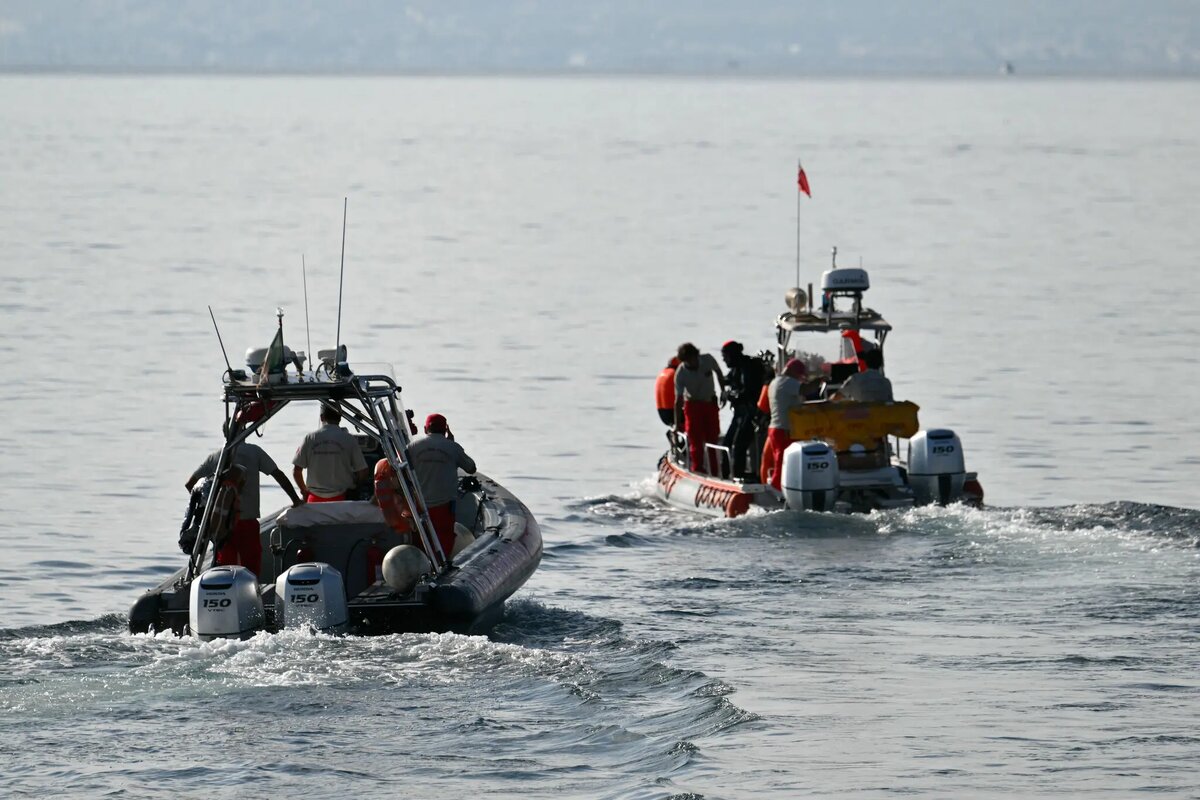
[655,357,683,428]
[673,342,726,475]
[292,404,369,503]
[761,358,817,490]
[186,441,303,576]
[409,413,476,560]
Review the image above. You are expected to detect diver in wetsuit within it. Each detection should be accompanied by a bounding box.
[719,341,766,480]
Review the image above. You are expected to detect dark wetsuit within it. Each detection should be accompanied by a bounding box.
[722,354,766,478]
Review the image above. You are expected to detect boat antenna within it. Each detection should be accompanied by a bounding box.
[207,305,233,375]
[335,197,347,370]
[302,253,312,366]
[795,160,811,287]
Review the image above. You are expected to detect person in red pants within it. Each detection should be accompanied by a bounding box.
[672,342,726,475]
[763,358,812,490]
[293,404,370,503]
[409,413,477,561]
[186,441,303,575]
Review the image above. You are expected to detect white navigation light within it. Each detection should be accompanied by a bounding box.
[785,287,808,313]
[821,267,870,293]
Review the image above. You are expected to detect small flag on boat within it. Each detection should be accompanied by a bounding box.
[797,162,811,198]
[257,320,285,384]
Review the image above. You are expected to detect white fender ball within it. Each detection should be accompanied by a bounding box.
[452,522,476,557]
[382,545,431,594]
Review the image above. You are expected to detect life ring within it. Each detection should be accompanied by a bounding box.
[209,464,245,548]
[374,458,414,534]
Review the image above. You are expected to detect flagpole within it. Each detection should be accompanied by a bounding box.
[794,160,811,289]
[795,167,802,288]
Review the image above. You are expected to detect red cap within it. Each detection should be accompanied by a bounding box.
[424,413,448,433]
[784,358,807,377]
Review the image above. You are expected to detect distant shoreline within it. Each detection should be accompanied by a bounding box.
[2,65,1198,80]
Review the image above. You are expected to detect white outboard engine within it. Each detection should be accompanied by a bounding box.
[274,563,349,634]
[781,441,839,512]
[908,429,966,506]
[189,565,264,641]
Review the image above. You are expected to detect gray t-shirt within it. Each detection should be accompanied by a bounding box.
[189,442,278,520]
[408,433,477,507]
[838,369,894,403]
[674,353,722,403]
[768,375,805,430]
[293,423,367,498]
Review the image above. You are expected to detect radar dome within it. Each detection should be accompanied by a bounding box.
[382,545,431,594]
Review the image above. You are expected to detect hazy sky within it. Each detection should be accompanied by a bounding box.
[2,0,1198,75]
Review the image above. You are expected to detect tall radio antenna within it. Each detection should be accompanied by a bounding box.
[207,305,233,374]
[335,197,347,370]
[301,254,312,367]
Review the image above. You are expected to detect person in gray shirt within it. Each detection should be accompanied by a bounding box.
[186,441,302,575]
[409,413,476,560]
[292,404,370,502]
[834,349,894,403]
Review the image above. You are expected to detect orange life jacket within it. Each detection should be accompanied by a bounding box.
[655,367,676,412]
[756,383,771,415]
[373,458,414,534]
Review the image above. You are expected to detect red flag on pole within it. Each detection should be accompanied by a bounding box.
[797,162,811,197]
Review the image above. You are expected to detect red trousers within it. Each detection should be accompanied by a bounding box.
[306,493,346,503]
[761,427,794,490]
[215,518,262,576]
[426,503,458,561]
[684,400,721,475]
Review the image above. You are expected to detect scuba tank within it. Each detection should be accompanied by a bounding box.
[178,478,213,554]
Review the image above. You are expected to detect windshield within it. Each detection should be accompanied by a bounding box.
[780,329,885,379]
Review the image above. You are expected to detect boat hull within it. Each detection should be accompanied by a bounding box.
[654,452,982,518]
[129,473,541,637]
[655,454,781,518]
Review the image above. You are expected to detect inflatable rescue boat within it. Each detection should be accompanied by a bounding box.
[656,249,984,518]
[129,322,541,638]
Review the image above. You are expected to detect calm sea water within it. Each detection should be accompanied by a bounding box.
[1,75,1198,798]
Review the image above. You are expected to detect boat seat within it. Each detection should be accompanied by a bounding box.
[277,500,387,528]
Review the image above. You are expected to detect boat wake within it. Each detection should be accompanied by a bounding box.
[0,599,753,799]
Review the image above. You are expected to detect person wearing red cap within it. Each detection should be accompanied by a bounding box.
[673,342,726,475]
[760,359,810,490]
[293,404,370,502]
[409,413,477,560]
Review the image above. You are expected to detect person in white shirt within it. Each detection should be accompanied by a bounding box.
[834,349,894,403]
[672,342,726,474]
[292,404,369,502]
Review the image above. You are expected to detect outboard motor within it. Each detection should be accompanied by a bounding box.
[908,429,966,505]
[781,441,839,512]
[274,563,348,634]
[189,565,264,641]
